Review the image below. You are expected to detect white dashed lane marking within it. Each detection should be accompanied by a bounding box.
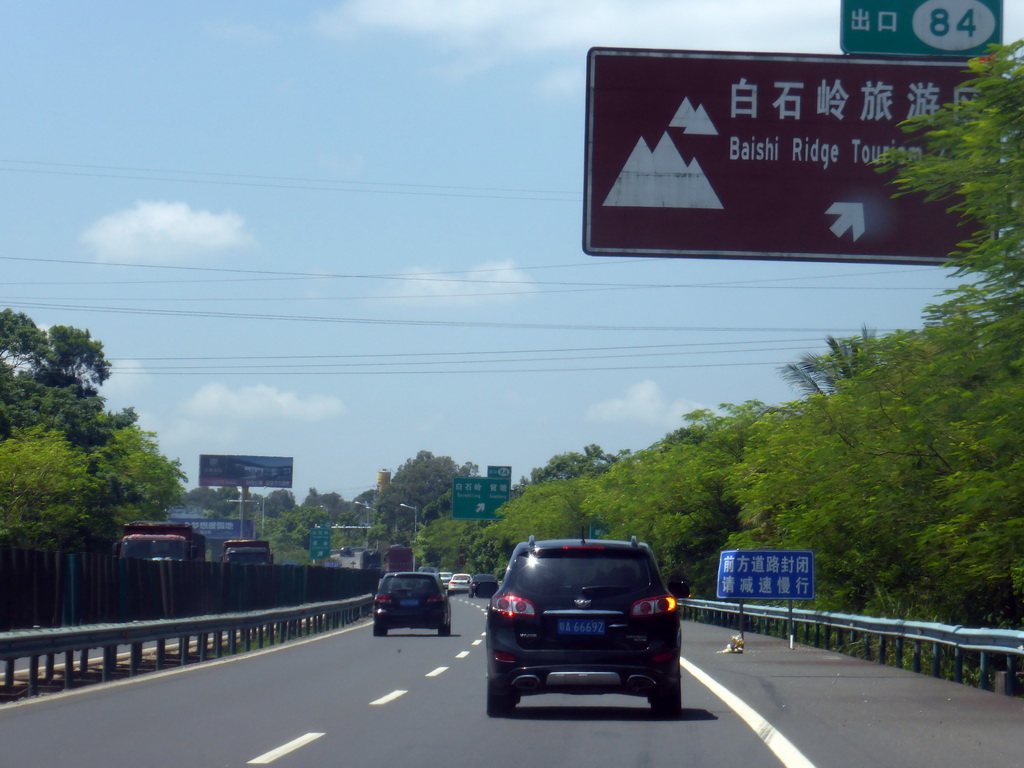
[248,733,325,764]
[369,690,407,706]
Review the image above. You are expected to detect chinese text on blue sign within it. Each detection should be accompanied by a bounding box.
[717,550,815,600]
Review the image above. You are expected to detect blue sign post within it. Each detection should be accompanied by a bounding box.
[717,549,816,648]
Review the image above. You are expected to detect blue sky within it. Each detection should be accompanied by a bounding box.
[4,1,1020,499]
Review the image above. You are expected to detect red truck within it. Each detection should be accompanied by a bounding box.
[114,521,207,561]
[384,545,413,572]
[221,539,273,565]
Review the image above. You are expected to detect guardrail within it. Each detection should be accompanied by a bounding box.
[682,599,1024,697]
[0,594,373,701]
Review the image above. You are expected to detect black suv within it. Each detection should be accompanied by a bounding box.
[485,536,688,717]
[373,571,451,636]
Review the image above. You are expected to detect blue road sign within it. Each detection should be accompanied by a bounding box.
[717,549,815,600]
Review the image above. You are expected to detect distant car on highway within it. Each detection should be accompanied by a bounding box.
[447,573,472,593]
[373,571,451,637]
[439,571,454,587]
[468,573,499,598]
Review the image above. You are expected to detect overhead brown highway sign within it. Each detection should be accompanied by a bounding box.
[583,48,976,266]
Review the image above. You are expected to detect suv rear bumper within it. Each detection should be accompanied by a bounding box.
[374,608,447,630]
[487,657,680,698]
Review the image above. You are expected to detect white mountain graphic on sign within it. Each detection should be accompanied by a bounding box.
[668,98,717,135]
[603,132,723,209]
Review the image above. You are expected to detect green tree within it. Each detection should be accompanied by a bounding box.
[528,443,625,484]
[778,326,878,396]
[34,325,110,397]
[0,309,46,375]
[0,427,96,550]
[261,505,335,564]
[88,427,185,542]
[376,451,476,545]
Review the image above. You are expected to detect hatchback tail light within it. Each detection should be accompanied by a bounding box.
[425,594,444,604]
[491,594,536,617]
[374,594,394,606]
[630,595,677,617]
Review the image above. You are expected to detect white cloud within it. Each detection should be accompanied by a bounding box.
[182,383,347,422]
[80,201,257,263]
[312,1,836,65]
[387,259,536,304]
[586,380,702,428]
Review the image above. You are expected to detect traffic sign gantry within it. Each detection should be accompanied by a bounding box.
[841,0,1001,57]
[583,48,977,266]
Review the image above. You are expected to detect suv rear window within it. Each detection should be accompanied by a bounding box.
[379,575,440,596]
[506,548,654,598]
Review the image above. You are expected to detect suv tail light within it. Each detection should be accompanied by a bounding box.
[630,595,677,617]
[491,594,536,617]
[425,594,444,604]
[374,594,394,606]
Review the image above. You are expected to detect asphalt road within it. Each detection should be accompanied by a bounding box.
[0,596,1021,767]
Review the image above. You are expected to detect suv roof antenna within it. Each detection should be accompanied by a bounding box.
[630,536,638,548]
[528,534,536,547]
[581,527,586,544]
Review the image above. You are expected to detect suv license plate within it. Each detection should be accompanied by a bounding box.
[558,618,606,636]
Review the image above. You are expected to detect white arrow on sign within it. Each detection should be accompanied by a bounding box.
[826,202,865,241]
[475,503,486,514]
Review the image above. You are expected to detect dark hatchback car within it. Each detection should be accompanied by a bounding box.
[485,536,688,717]
[373,571,451,636]
[468,573,499,598]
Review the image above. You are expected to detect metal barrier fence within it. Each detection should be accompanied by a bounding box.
[682,599,1024,697]
[0,548,380,630]
[0,595,374,701]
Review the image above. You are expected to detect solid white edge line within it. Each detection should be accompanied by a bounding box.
[680,658,816,768]
[248,732,325,764]
[369,690,408,706]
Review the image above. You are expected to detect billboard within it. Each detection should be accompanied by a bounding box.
[584,48,976,265]
[199,454,294,488]
[174,517,256,540]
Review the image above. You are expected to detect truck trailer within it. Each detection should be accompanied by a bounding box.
[221,539,273,565]
[114,521,207,561]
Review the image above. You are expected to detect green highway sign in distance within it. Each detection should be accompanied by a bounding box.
[308,525,332,559]
[452,475,510,520]
[841,0,1002,57]
[487,465,512,480]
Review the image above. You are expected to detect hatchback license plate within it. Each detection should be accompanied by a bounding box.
[558,618,605,635]
[400,599,420,607]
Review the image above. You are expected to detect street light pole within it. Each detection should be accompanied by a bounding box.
[354,501,375,547]
[398,503,418,571]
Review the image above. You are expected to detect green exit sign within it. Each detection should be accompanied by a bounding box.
[841,0,1001,57]
[308,525,332,559]
[452,476,510,520]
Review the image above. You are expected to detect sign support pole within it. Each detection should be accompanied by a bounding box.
[788,600,795,650]
[241,484,249,536]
